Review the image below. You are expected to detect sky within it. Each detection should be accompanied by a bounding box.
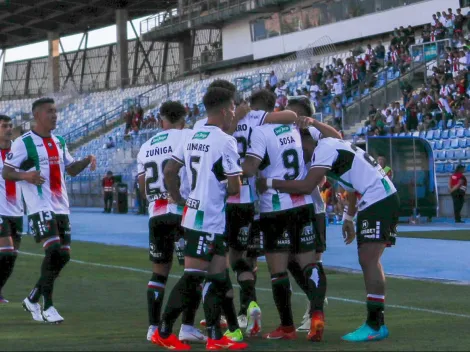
[3,15,157,63]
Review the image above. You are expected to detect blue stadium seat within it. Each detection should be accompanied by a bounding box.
[419,131,426,139]
[436,163,445,173]
[459,139,467,148]
[447,119,455,129]
[441,130,449,139]
[454,149,465,160]
[456,128,465,138]
[433,129,441,139]
[465,128,470,137]
[435,140,443,150]
[445,163,456,173]
[428,141,435,149]
[466,164,470,172]
[445,150,455,159]
[436,150,446,161]
[442,139,451,149]
[425,130,434,140]
[450,138,459,149]
[449,128,457,139]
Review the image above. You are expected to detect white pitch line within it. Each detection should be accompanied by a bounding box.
[19,251,470,320]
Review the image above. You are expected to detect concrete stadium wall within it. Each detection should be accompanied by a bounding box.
[222,0,460,61]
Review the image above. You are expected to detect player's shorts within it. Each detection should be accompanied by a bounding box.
[0,216,23,241]
[246,220,264,258]
[356,193,400,248]
[225,203,255,252]
[260,204,316,254]
[184,229,226,262]
[149,214,184,264]
[29,211,71,246]
[312,212,326,253]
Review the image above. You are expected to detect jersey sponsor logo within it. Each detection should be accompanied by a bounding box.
[192,131,210,140]
[274,125,291,136]
[300,224,314,243]
[362,220,369,229]
[187,142,210,152]
[6,152,12,160]
[186,197,200,210]
[277,230,291,246]
[151,133,169,145]
[236,124,248,132]
[279,136,296,146]
[145,146,173,157]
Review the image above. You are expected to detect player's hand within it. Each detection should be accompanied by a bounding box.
[22,170,45,186]
[342,220,356,245]
[256,178,268,194]
[87,155,97,171]
[296,116,315,129]
[235,101,250,122]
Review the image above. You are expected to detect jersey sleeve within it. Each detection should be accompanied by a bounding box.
[171,135,186,165]
[310,142,338,170]
[247,110,268,128]
[222,137,243,176]
[63,142,75,167]
[308,126,323,141]
[246,127,266,161]
[4,139,27,169]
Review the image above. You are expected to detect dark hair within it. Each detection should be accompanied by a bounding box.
[203,87,234,113]
[287,97,313,117]
[32,97,55,112]
[0,115,12,123]
[208,79,236,93]
[249,89,276,112]
[159,100,187,124]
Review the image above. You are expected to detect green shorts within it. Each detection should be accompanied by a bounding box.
[356,193,400,248]
[184,228,227,262]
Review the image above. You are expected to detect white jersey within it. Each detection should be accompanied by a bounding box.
[247,124,312,213]
[228,110,268,204]
[311,138,396,211]
[172,125,242,234]
[0,146,23,217]
[137,129,191,218]
[193,118,208,129]
[5,131,75,215]
[305,163,325,214]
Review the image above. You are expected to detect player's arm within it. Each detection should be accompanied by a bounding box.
[137,153,146,198]
[164,159,185,205]
[2,140,45,185]
[342,191,358,245]
[223,138,243,196]
[242,126,265,177]
[66,155,96,177]
[268,167,328,194]
[307,120,342,139]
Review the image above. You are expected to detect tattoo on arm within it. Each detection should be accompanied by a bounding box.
[66,157,91,177]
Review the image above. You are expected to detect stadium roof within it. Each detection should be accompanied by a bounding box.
[0,0,177,49]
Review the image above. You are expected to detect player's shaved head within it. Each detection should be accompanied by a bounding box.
[159,101,187,124]
[0,115,12,123]
[32,97,55,113]
[250,89,276,112]
[208,79,236,94]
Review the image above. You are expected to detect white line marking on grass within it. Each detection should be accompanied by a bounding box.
[20,251,470,320]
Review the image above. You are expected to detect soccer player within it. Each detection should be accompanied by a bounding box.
[242,96,326,342]
[137,101,206,343]
[258,137,399,342]
[151,87,248,350]
[0,115,24,303]
[3,98,96,323]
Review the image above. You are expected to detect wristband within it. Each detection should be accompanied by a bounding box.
[342,212,354,222]
[266,178,273,189]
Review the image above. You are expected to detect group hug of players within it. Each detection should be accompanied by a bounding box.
[0,80,399,350]
[136,79,400,350]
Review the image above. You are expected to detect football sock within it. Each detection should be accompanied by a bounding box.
[316,261,327,305]
[30,240,62,310]
[271,272,294,327]
[302,263,324,314]
[221,270,239,332]
[366,294,385,331]
[203,272,226,340]
[181,279,202,326]
[237,278,256,316]
[159,271,205,338]
[56,246,71,274]
[147,273,168,326]
[288,260,308,295]
[0,250,18,292]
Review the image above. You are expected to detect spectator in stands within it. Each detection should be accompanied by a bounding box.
[330,96,343,130]
[102,171,114,214]
[374,41,385,66]
[423,112,437,130]
[449,164,467,223]
[265,80,272,91]
[201,46,210,65]
[124,110,133,135]
[105,136,115,149]
[422,24,431,43]
[269,70,278,92]
[377,156,393,180]
[275,80,288,108]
